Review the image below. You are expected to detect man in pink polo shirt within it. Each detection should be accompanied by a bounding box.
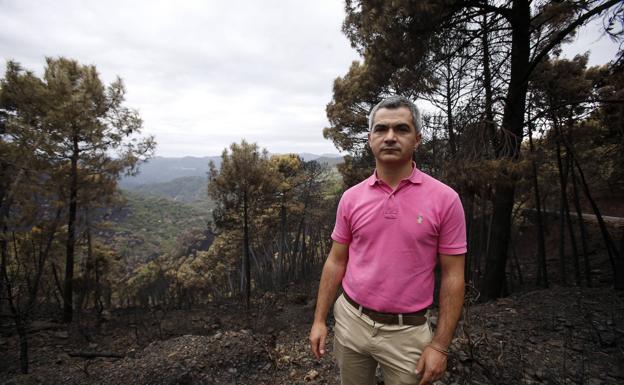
[309,96,466,385]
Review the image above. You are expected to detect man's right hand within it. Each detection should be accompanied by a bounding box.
[309,321,328,359]
[309,241,349,360]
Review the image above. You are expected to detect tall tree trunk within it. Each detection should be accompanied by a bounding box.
[570,166,591,287]
[475,196,487,276]
[483,180,515,299]
[528,123,548,287]
[481,11,498,154]
[445,58,457,157]
[279,193,287,285]
[0,226,6,315]
[482,0,530,300]
[554,123,569,285]
[301,221,308,281]
[464,193,474,283]
[431,125,438,176]
[565,119,591,286]
[242,189,251,309]
[63,133,79,323]
[16,318,29,373]
[563,136,623,289]
[563,154,581,285]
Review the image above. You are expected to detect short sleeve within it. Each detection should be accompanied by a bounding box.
[438,195,467,255]
[331,194,352,244]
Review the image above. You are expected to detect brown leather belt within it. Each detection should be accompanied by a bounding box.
[342,292,427,326]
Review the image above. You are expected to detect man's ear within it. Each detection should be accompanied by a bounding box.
[414,133,422,149]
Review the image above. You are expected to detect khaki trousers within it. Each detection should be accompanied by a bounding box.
[333,294,433,385]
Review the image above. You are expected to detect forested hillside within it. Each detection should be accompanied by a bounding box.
[101,190,212,270]
[122,176,210,204]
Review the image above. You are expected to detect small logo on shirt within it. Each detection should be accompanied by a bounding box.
[417,214,423,224]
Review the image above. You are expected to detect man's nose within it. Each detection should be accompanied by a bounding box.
[383,128,397,142]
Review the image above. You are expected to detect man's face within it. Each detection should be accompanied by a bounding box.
[368,106,422,165]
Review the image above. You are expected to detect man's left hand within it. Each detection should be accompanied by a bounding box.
[415,346,447,385]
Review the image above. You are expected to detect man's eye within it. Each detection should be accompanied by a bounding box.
[373,126,387,133]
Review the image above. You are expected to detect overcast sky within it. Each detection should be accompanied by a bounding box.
[1,1,620,157]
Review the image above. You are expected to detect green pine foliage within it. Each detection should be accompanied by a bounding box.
[100,190,211,271]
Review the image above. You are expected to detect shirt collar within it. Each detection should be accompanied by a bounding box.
[367,162,423,186]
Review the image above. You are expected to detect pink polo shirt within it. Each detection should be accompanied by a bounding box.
[331,165,466,313]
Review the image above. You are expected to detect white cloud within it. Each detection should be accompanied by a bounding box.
[0,0,360,156]
[560,16,620,65]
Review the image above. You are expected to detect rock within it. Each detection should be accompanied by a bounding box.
[600,332,616,347]
[54,331,69,339]
[535,369,545,380]
[455,350,470,362]
[304,369,319,381]
[227,367,237,374]
[101,310,112,321]
[214,332,223,340]
[546,339,563,348]
[262,363,272,371]
[30,320,62,331]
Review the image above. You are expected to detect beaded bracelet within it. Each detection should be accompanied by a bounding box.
[427,343,449,356]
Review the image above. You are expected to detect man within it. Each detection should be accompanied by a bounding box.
[309,96,466,385]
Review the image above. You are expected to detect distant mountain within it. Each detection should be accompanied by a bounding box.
[298,153,321,161]
[120,156,219,188]
[314,156,344,167]
[121,153,343,187]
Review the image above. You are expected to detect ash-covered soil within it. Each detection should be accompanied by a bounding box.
[1,286,623,385]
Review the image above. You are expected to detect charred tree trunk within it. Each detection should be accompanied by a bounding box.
[0,226,6,315]
[481,12,498,154]
[242,189,251,309]
[445,58,457,157]
[570,166,591,287]
[554,122,576,285]
[16,318,29,373]
[64,133,79,323]
[482,0,530,300]
[563,154,581,285]
[279,193,287,285]
[563,136,623,289]
[528,123,548,287]
[464,193,474,283]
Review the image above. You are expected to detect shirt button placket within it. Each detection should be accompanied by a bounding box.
[384,193,398,219]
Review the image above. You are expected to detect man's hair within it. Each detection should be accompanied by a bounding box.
[368,96,422,134]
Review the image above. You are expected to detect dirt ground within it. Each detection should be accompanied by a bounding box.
[1,283,623,385]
